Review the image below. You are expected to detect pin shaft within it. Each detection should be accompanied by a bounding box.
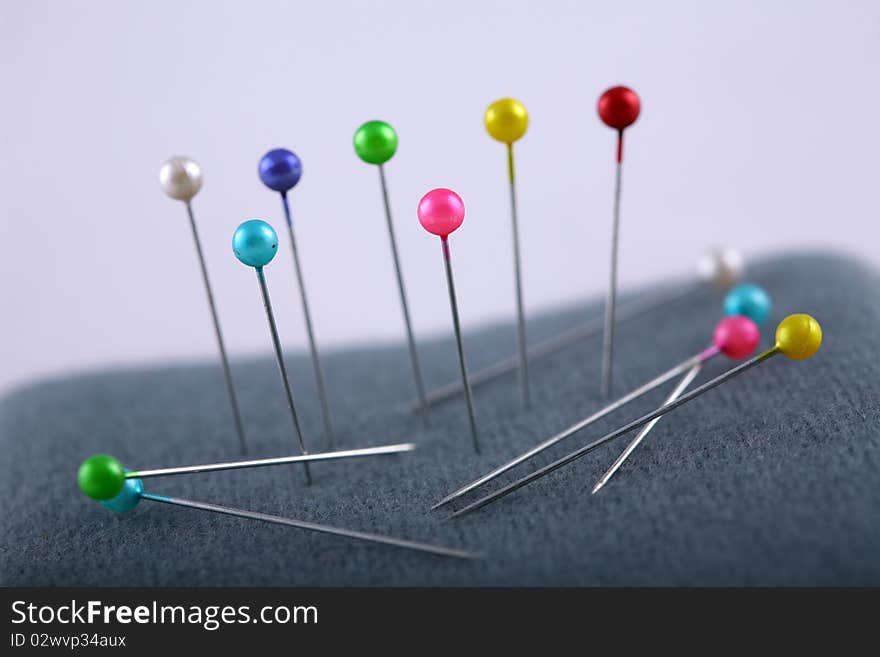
[378,164,430,428]
[186,202,248,454]
[507,143,530,409]
[412,281,707,410]
[449,347,779,519]
[592,363,701,494]
[128,443,415,479]
[600,154,624,399]
[140,493,477,560]
[442,238,480,452]
[432,347,713,510]
[256,267,312,484]
[281,193,336,449]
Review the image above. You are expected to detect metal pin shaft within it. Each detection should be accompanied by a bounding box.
[128,443,415,479]
[185,202,248,454]
[507,143,530,409]
[448,347,780,519]
[378,164,430,428]
[281,193,336,449]
[592,363,701,494]
[601,151,624,399]
[442,238,480,453]
[140,493,477,560]
[256,267,312,484]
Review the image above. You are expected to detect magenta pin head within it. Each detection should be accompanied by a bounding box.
[713,315,760,359]
[418,188,465,238]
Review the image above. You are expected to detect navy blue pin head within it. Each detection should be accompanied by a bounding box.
[258,148,302,195]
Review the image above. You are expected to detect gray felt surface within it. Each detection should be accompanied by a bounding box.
[2,251,879,586]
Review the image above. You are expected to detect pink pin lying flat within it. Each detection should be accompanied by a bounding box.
[432,315,761,510]
[418,188,479,452]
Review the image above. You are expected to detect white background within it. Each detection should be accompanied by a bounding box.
[1,0,878,394]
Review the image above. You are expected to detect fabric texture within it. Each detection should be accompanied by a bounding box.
[2,251,878,586]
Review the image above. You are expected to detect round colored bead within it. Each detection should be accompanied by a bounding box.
[101,477,143,513]
[417,188,465,238]
[775,314,822,360]
[724,284,772,325]
[258,148,302,192]
[713,316,760,359]
[353,120,398,164]
[78,454,125,501]
[484,98,529,144]
[158,156,203,202]
[233,220,278,267]
[597,86,641,130]
[697,248,744,289]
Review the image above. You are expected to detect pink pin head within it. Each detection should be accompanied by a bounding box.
[713,315,760,359]
[418,188,465,238]
[597,86,641,130]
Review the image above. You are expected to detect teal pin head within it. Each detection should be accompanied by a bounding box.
[233,220,278,268]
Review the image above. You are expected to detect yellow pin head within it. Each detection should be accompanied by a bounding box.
[775,314,822,360]
[484,98,529,144]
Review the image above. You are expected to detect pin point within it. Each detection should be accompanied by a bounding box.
[353,120,430,428]
[592,283,773,493]
[259,149,336,449]
[158,156,248,454]
[485,98,531,408]
[233,219,311,484]
[418,188,480,452]
[412,248,748,411]
[598,85,641,399]
[77,455,475,560]
[432,310,763,511]
[447,314,822,519]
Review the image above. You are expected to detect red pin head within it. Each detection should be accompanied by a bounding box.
[418,188,465,238]
[597,86,641,130]
[713,316,760,359]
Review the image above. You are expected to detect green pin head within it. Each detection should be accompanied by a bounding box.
[353,120,398,165]
[77,454,126,501]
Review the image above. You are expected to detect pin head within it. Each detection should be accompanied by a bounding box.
[698,247,744,289]
[78,454,125,501]
[353,120,398,165]
[724,284,772,325]
[597,86,641,130]
[775,314,822,359]
[258,148,302,193]
[158,156,203,202]
[713,316,760,359]
[233,220,278,267]
[418,188,465,238]
[484,98,529,144]
[102,476,143,513]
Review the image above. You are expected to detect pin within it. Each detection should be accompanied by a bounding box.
[698,247,745,290]
[598,85,641,399]
[353,121,430,428]
[77,444,414,483]
[233,220,311,484]
[591,364,702,494]
[413,247,745,411]
[259,149,336,449]
[485,98,531,408]
[77,459,476,560]
[431,312,761,510]
[592,283,773,493]
[158,157,248,454]
[418,188,480,452]
[447,314,822,518]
